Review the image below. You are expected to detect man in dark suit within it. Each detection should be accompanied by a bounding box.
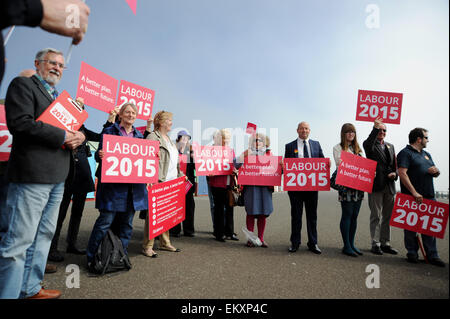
[285,122,324,254]
[0,48,85,299]
[363,118,398,255]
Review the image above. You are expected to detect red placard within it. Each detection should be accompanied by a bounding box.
[0,105,12,161]
[246,122,257,134]
[283,158,331,191]
[390,193,449,239]
[76,61,118,113]
[117,80,155,121]
[36,90,88,131]
[238,155,282,186]
[101,134,159,184]
[179,154,188,175]
[192,144,234,176]
[356,90,403,124]
[148,177,186,239]
[335,151,377,193]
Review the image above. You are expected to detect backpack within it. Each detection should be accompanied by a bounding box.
[91,229,132,275]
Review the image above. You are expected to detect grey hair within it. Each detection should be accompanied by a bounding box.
[120,102,138,115]
[35,48,64,61]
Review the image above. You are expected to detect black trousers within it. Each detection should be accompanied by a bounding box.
[50,187,88,251]
[288,191,319,248]
[170,189,195,235]
[211,187,234,238]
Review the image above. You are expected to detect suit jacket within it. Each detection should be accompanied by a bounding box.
[5,75,70,183]
[363,127,397,194]
[284,138,324,159]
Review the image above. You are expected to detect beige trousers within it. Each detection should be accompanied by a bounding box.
[368,185,395,247]
[142,216,172,249]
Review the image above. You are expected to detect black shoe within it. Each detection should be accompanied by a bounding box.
[184,233,195,237]
[371,246,383,255]
[308,244,322,255]
[225,234,239,241]
[381,245,398,255]
[342,248,358,257]
[288,246,299,253]
[406,253,419,264]
[48,250,64,262]
[66,246,86,255]
[215,236,226,242]
[352,247,363,256]
[429,257,445,267]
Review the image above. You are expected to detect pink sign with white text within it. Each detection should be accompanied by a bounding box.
[117,80,155,120]
[101,134,159,184]
[356,90,403,124]
[238,155,282,186]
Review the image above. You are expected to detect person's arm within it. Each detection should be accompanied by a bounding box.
[5,77,65,148]
[398,167,423,203]
[0,0,43,30]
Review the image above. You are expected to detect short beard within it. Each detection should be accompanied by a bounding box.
[43,74,60,86]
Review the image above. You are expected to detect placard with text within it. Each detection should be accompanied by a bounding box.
[238,155,282,186]
[192,144,234,176]
[117,80,155,120]
[283,158,331,191]
[101,134,159,184]
[390,193,448,239]
[0,105,12,161]
[76,62,118,113]
[148,177,186,239]
[36,90,88,132]
[335,151,377,193]
[356,90,403,124]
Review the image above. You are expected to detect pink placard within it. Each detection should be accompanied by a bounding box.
[148,177,186,239]
[390,193,449,239]
[117,80,155,120]
[192,144,234,176]
[101,134,159,184]
[246,122,257,134]
[356,89,403,124]
[76,62,118,113]
[238,155,282,186]
[283,158,331,191]
[36,90,88,132]
[1,105,12,161]
[335,151,377,193]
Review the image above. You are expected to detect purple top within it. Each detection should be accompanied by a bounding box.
[119,125,134,138]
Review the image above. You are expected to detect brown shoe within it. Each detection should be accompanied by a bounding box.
[45,263,57,274]
[26,288,61,299]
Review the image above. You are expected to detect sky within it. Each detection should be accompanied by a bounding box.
[1,0,449,191]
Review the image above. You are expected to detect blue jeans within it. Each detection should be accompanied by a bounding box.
[86,210,135,263]
[340,200,362,252]
[0,173,9,239]
[0,182,64,299]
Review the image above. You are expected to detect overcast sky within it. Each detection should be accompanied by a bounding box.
[1,0,448,191]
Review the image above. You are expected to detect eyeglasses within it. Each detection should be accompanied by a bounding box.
[255,139,263,143]
[380,129,387,132]
[39,60,67,70]
[422,136,429,140]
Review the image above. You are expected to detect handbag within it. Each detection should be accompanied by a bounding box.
[330,169,339,190]
[228,173,243,207]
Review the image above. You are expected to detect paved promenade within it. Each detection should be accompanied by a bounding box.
[43,192,448,299]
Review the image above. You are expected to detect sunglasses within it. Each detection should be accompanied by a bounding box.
[380,129,387,132]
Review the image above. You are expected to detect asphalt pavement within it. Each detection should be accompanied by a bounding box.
[43,191,449,299]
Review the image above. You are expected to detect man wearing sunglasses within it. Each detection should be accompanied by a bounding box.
[363,117,399,256]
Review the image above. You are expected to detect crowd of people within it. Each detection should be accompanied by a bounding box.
[0,6,446,297]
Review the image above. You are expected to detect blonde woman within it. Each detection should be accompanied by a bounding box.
[142,111,184,257]
[332,123,365,257]
[236,133,274,247]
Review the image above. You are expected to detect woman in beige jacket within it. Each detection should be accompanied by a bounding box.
[142,110,184,257]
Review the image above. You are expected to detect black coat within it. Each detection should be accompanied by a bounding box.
[363,127,397,194]
[5,75,70,183]
[66,126,101,193]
